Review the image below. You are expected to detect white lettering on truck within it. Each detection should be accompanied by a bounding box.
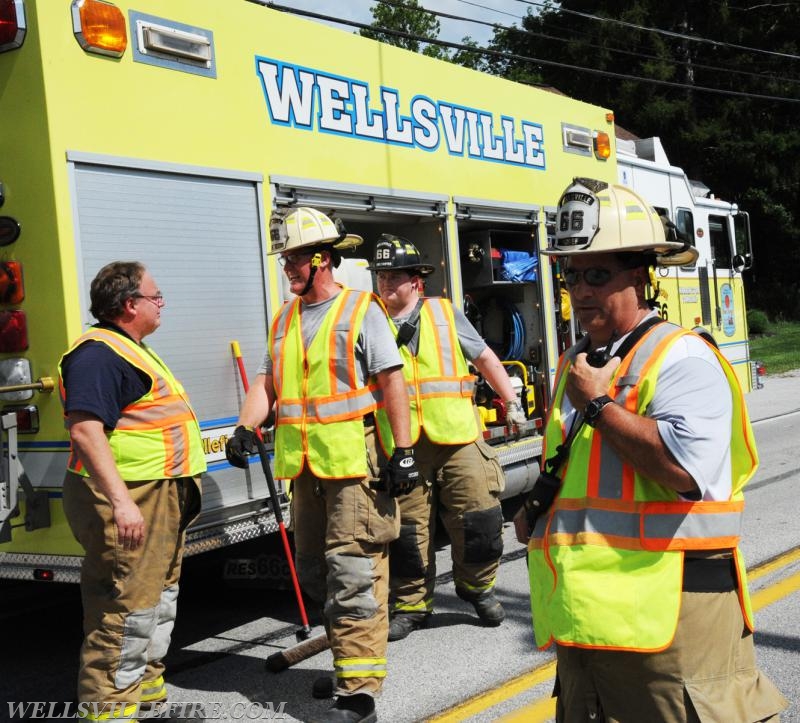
[256,57,545,169]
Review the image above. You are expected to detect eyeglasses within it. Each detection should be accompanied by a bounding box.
[563,267,623,288]
[278,253,313,267]
[134,293,165,307]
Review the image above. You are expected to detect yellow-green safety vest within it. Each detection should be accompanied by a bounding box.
[270,288,378,480]
[528,322,758,651]
[375,297,477,454]
[59,328,206,481]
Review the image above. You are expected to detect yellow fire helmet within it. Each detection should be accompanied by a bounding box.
[269,206,363,255]
[546,178,699,266]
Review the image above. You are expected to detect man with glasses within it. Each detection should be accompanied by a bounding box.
[59,261,205,720]
[226,208,416,723]
[513,179,786,721]
[367,235,525,641]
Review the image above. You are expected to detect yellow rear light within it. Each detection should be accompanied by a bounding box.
[71,0,127,57]
[594,131,611,160]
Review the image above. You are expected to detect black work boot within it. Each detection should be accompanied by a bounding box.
[312,675,335,699]
[456,586,505,626]
[387,612,429,641]
[313,693,377,723]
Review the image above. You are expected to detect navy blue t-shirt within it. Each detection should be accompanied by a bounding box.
[61,323,151,430]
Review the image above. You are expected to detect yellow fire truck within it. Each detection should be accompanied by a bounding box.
[616,136,756,381]
[0,0,756,582]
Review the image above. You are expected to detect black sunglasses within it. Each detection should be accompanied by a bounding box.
[563,267,623,288]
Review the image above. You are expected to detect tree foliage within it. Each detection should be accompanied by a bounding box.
[484,1,800,318]
[361,0,486,69]
[362,1,800,318]
[361,0,450,60]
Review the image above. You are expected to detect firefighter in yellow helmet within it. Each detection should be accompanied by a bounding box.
[225,207,416,723]
[369,234,526,641]
[513,179,787,721]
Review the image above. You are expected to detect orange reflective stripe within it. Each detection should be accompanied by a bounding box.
[621,460,636,499]
[271,298,301,398]
[59,328,204,481]
[344,291,370,392]
[415,298,464,379]
[116,408,197,431]
[68,451,84,473]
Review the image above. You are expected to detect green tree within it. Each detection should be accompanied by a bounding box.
[361,0,451,60]
[488,1,800,319]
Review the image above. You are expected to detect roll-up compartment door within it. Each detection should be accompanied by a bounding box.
[71,159,271,527]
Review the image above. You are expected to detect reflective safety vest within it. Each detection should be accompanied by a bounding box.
[528,322,758,651]
[375,297,477,454]
[270,288,377,479]
[58,328,206,481]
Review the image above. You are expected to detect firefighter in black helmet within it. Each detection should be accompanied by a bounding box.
[369,234,526,640]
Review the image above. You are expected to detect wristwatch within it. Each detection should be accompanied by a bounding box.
[583,394,615,427]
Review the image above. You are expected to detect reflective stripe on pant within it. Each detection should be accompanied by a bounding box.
[63,472,201,709]
[390,428,504,614]
[554,590,788,723]
[291,425,398,695]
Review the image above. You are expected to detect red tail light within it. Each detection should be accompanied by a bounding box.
[0,0,26,52]
[0,309,28,351]
[2,404,39,432]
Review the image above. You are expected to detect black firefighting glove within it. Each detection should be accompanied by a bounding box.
[385,447,419,497]
[225,425,257,469]
[522,470,562,535]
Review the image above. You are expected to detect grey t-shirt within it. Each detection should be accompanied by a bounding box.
[392,299,487,360]
[258,290,402,385]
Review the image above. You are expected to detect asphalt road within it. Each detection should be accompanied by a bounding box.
[2,370,799,722]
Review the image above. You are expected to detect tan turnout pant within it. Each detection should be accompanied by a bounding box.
[290,424,399,696]
[390,428,504,614]
[63,472,200,718]
[554,590,788,723]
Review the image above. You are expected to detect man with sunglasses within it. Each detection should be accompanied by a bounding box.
[367,235,525,641]
[59,261,205,720]
[514,179,786,721]
[226,208,416,723]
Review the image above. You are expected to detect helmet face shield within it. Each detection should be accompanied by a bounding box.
[556,184,602,250]
[269,213,290,254]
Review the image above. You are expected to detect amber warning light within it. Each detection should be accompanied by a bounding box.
[594,131,612,160]
[71,0,127,57]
